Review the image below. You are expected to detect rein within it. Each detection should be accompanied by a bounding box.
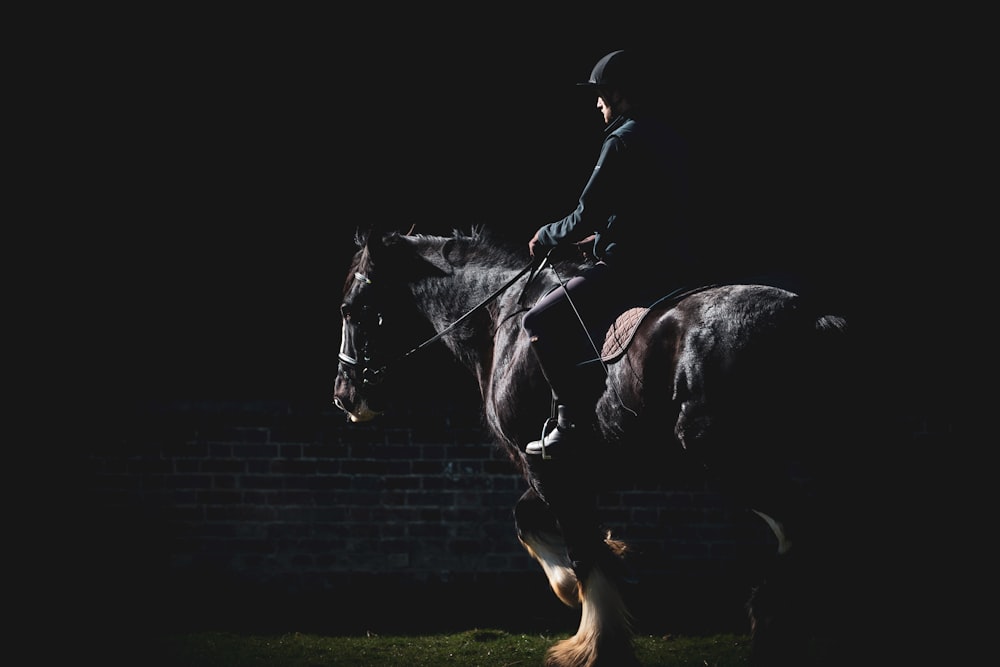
[400,259,539,360]
[342,256,544,385]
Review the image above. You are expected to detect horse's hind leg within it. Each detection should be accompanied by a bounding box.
[515,487,638,667]
[745,513,812,667]
[738,457,833,666]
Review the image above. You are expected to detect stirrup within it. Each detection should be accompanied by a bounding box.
[526,415,557,460]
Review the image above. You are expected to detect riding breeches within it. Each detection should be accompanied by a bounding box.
[521,262,638,406]
[524,263,620,357]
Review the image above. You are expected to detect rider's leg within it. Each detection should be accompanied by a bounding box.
[523,338,590,456]
[522,265,612,457]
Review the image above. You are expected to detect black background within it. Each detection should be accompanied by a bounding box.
[27,9,979,661]
[48,8,972,409]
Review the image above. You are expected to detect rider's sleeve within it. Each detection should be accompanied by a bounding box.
[535,136,624,247]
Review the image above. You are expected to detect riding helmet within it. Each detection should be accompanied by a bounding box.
[577,49,634,90]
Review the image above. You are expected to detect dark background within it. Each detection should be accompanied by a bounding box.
[27,9,979,661]
[53,8,969,426]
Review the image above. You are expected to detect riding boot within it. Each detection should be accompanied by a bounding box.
[524,335,598,459]
[525,404,579,458]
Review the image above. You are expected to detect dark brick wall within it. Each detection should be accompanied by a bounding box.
[67,350,954,639]
[72,396,808,636]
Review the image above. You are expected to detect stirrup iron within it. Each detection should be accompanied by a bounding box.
[535,415,557,460]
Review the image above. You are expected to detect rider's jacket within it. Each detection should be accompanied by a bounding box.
[535,109,696,278]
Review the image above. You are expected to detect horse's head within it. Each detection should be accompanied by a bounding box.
[332,229,453,422]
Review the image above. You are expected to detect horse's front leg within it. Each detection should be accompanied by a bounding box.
[514,488,580,608]
[514,478,638,667]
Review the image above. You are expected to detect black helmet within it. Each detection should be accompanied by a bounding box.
[577,50,635,91]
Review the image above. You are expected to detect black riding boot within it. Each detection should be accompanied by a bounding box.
[525,335,600,459]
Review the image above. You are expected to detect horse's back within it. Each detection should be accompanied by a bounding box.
[598,283,852,465]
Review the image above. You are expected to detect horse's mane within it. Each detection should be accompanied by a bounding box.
[351,226,527,276]
[345,226,590,328]
[410,226,524,270]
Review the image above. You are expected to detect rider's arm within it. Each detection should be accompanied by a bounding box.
[534,136,624,248]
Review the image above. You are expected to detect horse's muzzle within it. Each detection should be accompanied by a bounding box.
[333,371,382,422]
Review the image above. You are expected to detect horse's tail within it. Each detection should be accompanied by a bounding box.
[810,313,850,379]
[813,313,850,378]
[815,313,848,334]
[805,311,857,477]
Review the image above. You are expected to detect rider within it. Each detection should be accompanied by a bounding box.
[523,49,697,458]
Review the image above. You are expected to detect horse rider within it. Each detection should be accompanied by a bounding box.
[523,49,698,458]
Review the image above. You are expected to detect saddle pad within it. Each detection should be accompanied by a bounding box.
[596,286,716,363]
[600,307,651,362]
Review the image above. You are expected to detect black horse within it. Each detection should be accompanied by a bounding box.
[333,227,860,667]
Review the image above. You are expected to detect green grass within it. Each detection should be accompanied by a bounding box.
[158,629,754,666]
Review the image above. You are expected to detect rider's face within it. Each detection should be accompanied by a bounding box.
[596,89,617,124]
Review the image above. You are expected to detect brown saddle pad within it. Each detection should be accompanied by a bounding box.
[598,286,714,362]
[600,307,652,362]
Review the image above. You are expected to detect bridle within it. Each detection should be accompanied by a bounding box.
[338,255,547,387]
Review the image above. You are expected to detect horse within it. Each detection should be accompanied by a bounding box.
[332,227,861,667]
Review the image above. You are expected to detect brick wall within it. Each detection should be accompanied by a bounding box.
[68,322,953,639]
[74,394,795,636]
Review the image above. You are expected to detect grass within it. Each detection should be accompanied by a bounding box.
[158,629,755,666]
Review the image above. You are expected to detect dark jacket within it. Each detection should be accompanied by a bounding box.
[535,110,695,277]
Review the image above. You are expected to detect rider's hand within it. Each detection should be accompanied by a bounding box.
[528,231,541,258]
[576,234,596,261]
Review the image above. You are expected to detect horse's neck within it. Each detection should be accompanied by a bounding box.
[418,262,537,392]
[415,263,517,358]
